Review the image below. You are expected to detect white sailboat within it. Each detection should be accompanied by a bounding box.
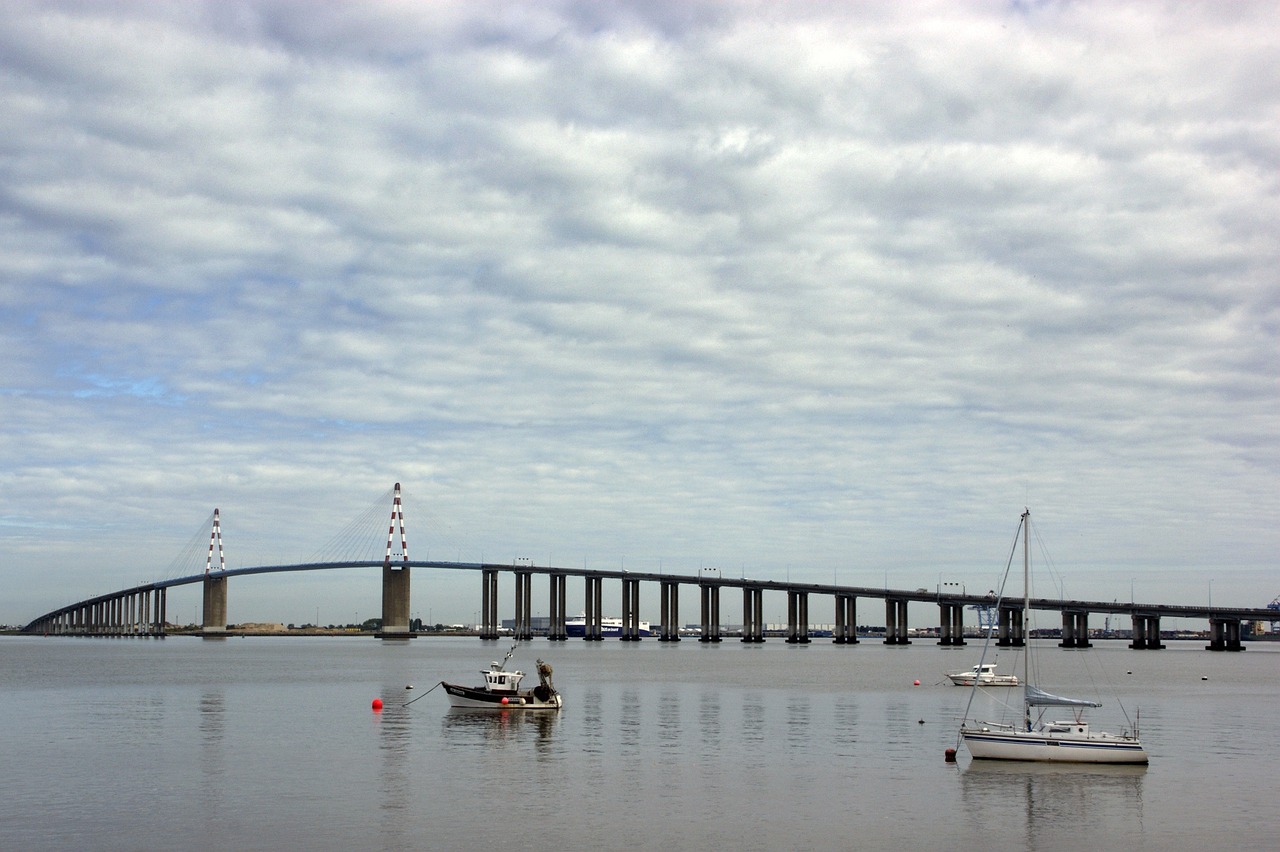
[958,510,1148,765]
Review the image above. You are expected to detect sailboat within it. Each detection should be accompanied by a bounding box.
[958,510,1148,765]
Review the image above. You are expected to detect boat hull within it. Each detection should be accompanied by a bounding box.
[948,675,1020,687]
[961,728,1148,764]
[441,681,562,710]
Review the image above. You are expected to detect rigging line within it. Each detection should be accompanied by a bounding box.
[163,510,217,581]
[309,487,394,563]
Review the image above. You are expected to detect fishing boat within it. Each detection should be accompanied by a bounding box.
[441,644,562,710]
[947,663,1019,687]
[958,510,1148,764]
[564,614,652,638]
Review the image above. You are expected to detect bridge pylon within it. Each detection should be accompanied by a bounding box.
[379,483,413,638]
[202,508,228,636]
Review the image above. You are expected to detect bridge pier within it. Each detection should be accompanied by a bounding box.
[583,575,604,640]
[1205,617,1245,651]
[379,564,412,638]
[202,575,227,636]
[511,570,533,640]
[621,577,643,641]
[659,581,680,641]
[547,574,567,640]
[834,594,858,644]
[1129,613,1165,649]
[1059,611,1092,648]
[786,590,810,643]
[480,569,499,639]
[884,599,910,644]
[996,604,1025,647]
[741,587,765,642]
[937,602,966,646]
[699,583,722,642]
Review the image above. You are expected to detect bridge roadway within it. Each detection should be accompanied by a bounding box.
[22,559,1274,651]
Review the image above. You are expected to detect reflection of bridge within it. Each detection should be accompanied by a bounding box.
[22,484,1276,651]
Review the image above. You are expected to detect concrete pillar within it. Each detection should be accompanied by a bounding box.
[1077,612,1093,648]
[786,591,809,644]
[380,562,411,637]
[834,594,859,644]
[699,584,721,642]
[742,586,754,643]
[548,574,567,641]
[512,571,532,640]
[202,576,227,636]
[997,605,1024,647]
[621,578,642,641]
[660,581,680,641]
[582,575,603,640]
[1059,610,1075,647]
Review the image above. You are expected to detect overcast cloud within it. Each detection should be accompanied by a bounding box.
[2,0,1277,627]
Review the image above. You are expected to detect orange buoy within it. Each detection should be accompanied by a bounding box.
[371,698,383,711]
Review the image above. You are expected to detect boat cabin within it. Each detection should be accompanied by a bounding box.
[482,663,525,693]
[1046,722,1090,735]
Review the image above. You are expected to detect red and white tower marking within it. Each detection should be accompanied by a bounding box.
[383,483,409,567]
[205,508,226,574]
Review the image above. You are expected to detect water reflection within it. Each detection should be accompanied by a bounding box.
[440,707,560,744]
[960,760,1147,845]
[374,703,413,849]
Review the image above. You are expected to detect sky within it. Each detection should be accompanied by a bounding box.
[2,0,1277,629]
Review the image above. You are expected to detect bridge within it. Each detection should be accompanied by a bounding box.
[22,484,1275,651]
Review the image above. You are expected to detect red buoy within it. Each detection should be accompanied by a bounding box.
[913,680,920,686]
[371,698,383,711]
[944,748,957,763]
[501,696,509,705]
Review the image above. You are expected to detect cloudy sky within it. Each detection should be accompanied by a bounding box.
[2,0,1277,628]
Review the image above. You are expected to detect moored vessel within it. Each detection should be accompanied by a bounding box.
[441,644,562,710]
[947,663,1019,687]
[957,510,1148,765]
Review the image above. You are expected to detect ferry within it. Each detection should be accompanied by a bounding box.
[564,615,652,637]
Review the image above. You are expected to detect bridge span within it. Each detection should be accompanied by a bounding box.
[23,558,1273,652]
[21,485,1273,651]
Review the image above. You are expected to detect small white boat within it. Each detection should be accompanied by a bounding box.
[947,663,1019,687]
[441,645,562,710]
[958,510,1148,765]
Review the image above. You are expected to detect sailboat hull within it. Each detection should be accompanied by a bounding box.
[961,728,1148,764]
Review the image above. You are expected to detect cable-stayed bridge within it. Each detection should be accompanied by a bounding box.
[22,484,1275,651]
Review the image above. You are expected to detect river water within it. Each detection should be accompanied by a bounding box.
[2,635,1276,850]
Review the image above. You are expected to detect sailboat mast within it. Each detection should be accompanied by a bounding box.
[1022,508,1031,729]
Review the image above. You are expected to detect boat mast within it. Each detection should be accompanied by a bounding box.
[1022,508,1031,731]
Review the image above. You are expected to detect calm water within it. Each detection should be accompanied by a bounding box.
[2,635,1277,850]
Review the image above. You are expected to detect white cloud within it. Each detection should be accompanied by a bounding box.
[1,1,1277,627]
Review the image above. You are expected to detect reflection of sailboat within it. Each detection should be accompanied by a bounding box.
[960,760,1147,846]
[959,510,1148,764]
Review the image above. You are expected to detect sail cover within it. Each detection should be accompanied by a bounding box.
[1025,685,1101,708]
